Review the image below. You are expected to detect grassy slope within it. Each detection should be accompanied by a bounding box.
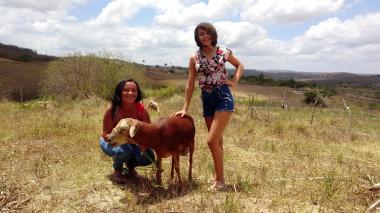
[1,85,380,212]
[0,58,47,100]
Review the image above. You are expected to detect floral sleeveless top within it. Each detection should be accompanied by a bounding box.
[195,45,232,91]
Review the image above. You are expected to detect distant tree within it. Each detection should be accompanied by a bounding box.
[304,90,326,107]
[17,53,31,62]
[375,91,380,100]
[258,73,265,84]
[289,79,296,88]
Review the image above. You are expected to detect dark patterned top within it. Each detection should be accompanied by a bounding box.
[195,45,232,91]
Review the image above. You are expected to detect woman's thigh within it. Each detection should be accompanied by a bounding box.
[99,137,133,156]
[207,111,232,143]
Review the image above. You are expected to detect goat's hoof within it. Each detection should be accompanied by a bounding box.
[154,180,162,186]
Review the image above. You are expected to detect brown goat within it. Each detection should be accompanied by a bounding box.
[107,115,195,188]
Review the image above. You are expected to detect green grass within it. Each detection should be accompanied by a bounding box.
[144,85,185,100]
[1,93,380,212]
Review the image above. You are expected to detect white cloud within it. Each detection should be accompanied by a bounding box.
[0,0,87,12]
[292,13,380,55]
[153,0,243,28]
[90,0,154,26]
[278,12,380,73]
[241,0,345,25]
[214,21,267,47]
[0,0,379,74]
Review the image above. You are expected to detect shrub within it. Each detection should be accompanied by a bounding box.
[375,92,380,100]
[304,90,326,107]
[42,52,148,100]
[17,53,31,62]
[368,102,380,110]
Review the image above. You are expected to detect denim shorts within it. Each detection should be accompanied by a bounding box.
[201,84,234,117]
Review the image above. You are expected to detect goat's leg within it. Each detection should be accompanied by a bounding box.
[173,154,182,186]
[170,155,175,183]
[188,142,194,182]
[367,198,380,212]
[155,157,162,185]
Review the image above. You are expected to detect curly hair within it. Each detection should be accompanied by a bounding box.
[111,79,143,119]
[194,22,218,48]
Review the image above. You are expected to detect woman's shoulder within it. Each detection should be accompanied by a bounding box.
[104,104,112,114]
[190,52,196,59]
[137,102,151,122]
[136,102,145,112]
[189,52,198,65]
[190,50,200,59]
[218,45,232,53]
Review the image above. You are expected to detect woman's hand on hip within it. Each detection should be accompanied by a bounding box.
[226,79,237,88]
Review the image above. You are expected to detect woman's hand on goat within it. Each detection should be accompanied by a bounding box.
[102,133,110,141]
[171,110,187,117]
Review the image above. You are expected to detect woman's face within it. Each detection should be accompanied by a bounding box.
[121,81,138,104]
[197,28,212,47]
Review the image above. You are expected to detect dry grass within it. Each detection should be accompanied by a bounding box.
[1,88,380,212]
[0,59,47,100]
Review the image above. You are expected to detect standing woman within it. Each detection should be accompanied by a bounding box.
[100,79,155,184]
[172,22,244,191]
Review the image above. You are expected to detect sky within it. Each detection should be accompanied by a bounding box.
[0,0,380,74]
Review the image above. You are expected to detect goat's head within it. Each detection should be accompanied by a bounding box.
[107,118,139,146]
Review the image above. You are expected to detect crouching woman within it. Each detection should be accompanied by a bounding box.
[99,79,155,184]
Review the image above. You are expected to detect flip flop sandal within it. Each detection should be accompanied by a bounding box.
[208,183,226,192]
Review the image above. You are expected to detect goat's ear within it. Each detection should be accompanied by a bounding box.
[128,119,138,138]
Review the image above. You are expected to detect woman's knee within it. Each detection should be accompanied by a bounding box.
[99,138,114,156]
[99,138,132,157]
[136,149,156,166]
[207,138,219,147]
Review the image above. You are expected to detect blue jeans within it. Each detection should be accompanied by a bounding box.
[99,138,155,171]
[201,84,234,117]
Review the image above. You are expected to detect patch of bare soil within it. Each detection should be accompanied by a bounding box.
[236,84,305,106]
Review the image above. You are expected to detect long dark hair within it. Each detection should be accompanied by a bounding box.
[111,79,143,119]
[194,22,218,48]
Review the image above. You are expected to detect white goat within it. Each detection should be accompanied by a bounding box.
[281,103,288,110]
[147,100,159,112]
